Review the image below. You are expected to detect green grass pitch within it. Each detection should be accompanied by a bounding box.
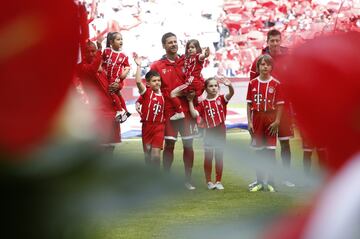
[101,129,317,239]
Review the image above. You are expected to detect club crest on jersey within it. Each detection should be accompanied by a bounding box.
[216,100,221,105]
[268,87,274,94]
[162,69,167,74]
[153,97,157,101]
[252,88,257,92]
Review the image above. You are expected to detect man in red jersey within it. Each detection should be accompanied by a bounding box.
[249,29,295,188]
[77,40,121,152]
[263,31,360,239]
[151,32,197,190]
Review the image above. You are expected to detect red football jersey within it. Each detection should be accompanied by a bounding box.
[150,55,185,91]
[246,76,284,112]
[183,53,204,79]
[196,95,229,128]
[102,47,130,84]
[150,55,189,113]
[140,88,165,123]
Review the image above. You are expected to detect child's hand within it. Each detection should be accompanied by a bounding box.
[186,91,196,101]
[268,120,280,136]
[218,77,231,86]
[203,47,210,58]
[222,78,232,86]
[133,52,142,66]
[98,65,103,73]
[135,101,142,115]
[248,122,254,136]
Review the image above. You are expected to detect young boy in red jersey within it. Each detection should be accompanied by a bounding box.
[169,39,210,121]
[134,54,165,168]
[246,54,284,192]
[250,29,295,187]
[103,32,131,123]
[188,77,234,190]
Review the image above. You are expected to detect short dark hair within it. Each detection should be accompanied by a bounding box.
[145,70,160,82]
[256,54,274,73]
[161,32,176,45]
[267,29,281,42]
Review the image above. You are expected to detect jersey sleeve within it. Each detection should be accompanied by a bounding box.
[123,55,130,68]
[275,83,285,105]
[195,102,204,118]
[140,87,149,96]
[221,94,229,104]
[246,81,253,103]
[196,53,204,62]
[136,95,144,104]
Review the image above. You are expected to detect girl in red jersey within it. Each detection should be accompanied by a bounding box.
[188,77,234,190]
[169,39,210,121]
[246,54,284,192]
[102,32,131,123]
[134,54,165,168]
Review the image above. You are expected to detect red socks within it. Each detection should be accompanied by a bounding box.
[204,149,223,182]
[183,146,194,180]
[215,150,223,182]
[204,150,213,182]
[163,143,174,171]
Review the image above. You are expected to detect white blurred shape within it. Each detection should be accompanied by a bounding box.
[304,152,360,239]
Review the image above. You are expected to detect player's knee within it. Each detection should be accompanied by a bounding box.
[143,144,151,155]
[280,140,290,148]
[164,139,175,149]
[151,148,161,157]
[182,139,193,149]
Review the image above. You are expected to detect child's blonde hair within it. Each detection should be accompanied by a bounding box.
[256,54,274,73]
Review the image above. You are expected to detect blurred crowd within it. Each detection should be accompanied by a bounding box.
[79,0,360,77]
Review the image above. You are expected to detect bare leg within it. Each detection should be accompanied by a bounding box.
[163,139,175,171]
[280,139,291,168]
[151,148,161,169]
[182,138,194,183]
